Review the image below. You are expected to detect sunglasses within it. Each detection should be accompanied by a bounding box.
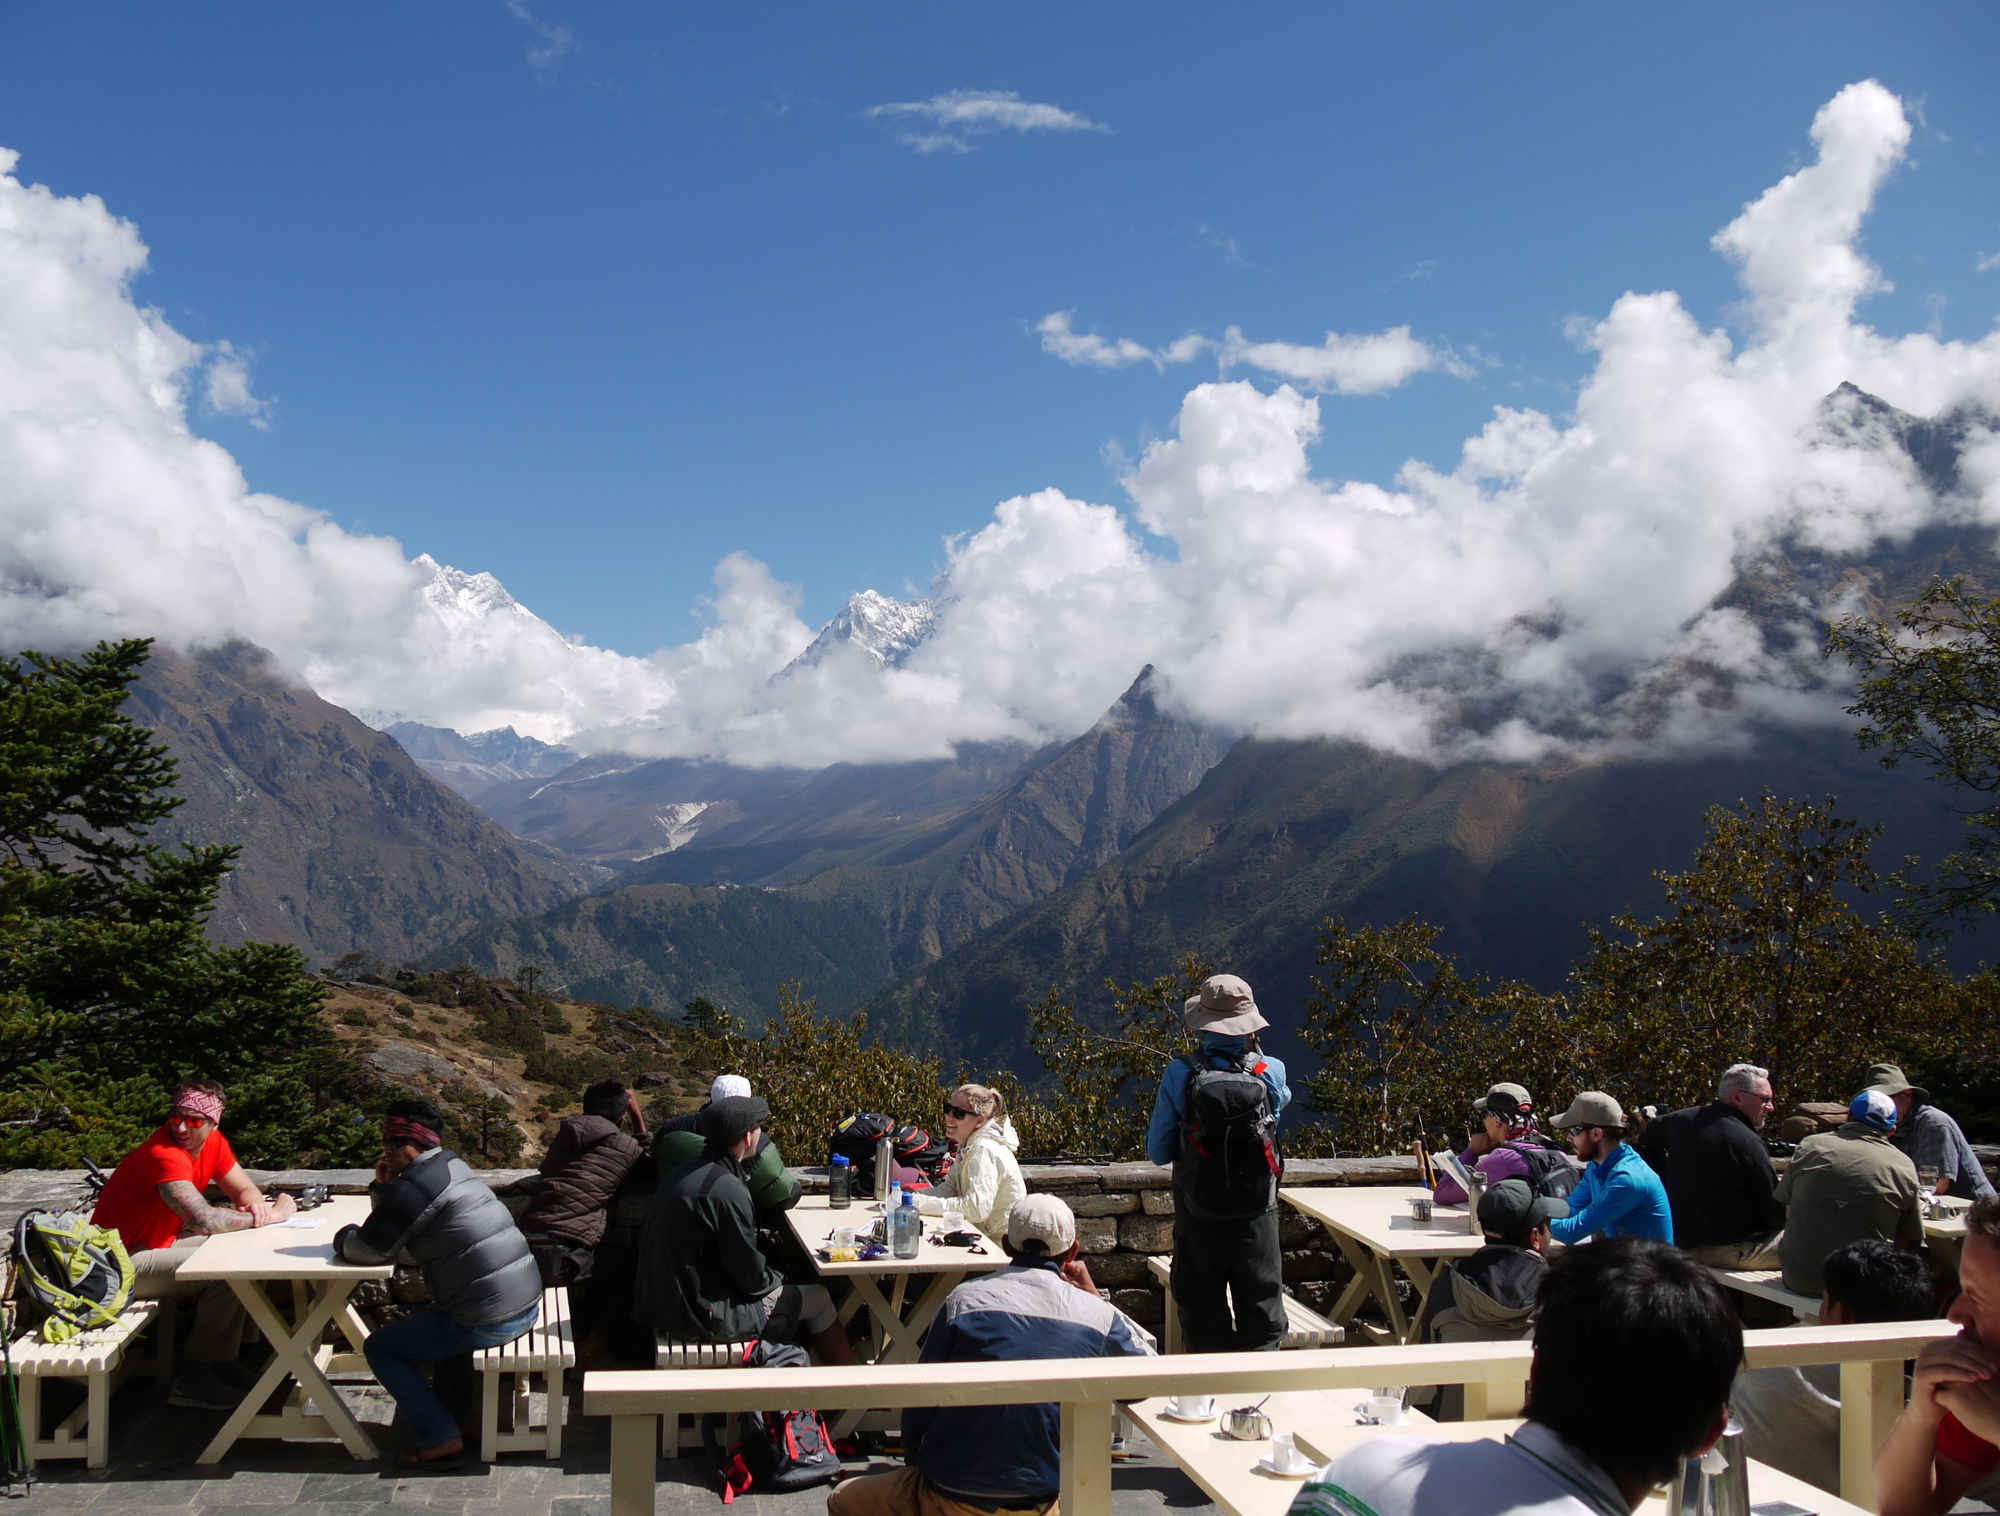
[942,1103,977,1121]
[167,1112,212,1131]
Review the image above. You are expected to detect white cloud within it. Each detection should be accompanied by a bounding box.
[201,341,269,428]
[5,79,2000,769]
[503,0,576,84]
[1978,252,2000,274]
[865,90,1107,154]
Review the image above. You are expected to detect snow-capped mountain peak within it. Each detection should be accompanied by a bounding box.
[782,589,936,675]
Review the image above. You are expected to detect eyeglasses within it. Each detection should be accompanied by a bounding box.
[167,1112,211,1131]
[942,1103,976,1121]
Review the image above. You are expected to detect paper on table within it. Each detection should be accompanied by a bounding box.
[269,1214,326,1230]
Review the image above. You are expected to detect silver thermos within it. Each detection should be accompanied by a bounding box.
[1464,1169,1488,1235]
[1666,1419,1749,1516]
[875,1132,894,1202]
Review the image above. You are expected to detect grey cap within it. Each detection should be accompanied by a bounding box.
[1181,974,1268,1037]
[700,1095,769,1148]
[1473,1082,1532,1119]
[1554,1091,1625,1131]
[1478,1177,1568,1240]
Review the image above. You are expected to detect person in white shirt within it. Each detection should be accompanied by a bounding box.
[1290,1239,1741,1516]
[1731,1237,1935,1494]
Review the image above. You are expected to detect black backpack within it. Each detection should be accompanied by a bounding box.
[1501,1139,1580,1201]
[1174,1051,1282,1220]
[827,1111,896,1194]
[892,1123,951,1188]
[704,1340,842,1502]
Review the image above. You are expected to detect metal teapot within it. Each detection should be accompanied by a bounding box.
[1223,1406,1273,1441]
[1665,1419,1749,1516]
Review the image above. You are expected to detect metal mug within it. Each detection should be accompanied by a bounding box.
[1224,1408,1273,1441]
[1665,1418,1749,1516]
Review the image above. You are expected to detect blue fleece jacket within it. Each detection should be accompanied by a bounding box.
[1145,1034,1291,1166]
[1547,1140,1674,1245]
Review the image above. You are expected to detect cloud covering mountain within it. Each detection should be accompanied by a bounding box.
[3,82,1998,767]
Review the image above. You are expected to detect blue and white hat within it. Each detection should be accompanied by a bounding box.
[1849,1089,1898,1133]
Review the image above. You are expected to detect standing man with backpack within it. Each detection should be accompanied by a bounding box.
[1145,973,1290,1353]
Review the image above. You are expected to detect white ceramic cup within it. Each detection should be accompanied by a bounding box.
[1272,1431,1306,1470]
[942,1205,965,1232]
[1171,1394,1216,1419]
[1362,1395,1404,1426]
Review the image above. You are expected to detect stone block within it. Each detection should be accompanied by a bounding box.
[1141,1191,1176,1215]
[1025,1165,1114,1189]
[1076,1216,1120,1255]
[1086,1253,1156,1289]
[1110,1287,1164,1327]
[1119,1213,1176,1254]
[1280,1249,1338,1283]
[1278,1213,1323,1249]
[1098,1163,1174,1191]
[1068,1191,1139,1217]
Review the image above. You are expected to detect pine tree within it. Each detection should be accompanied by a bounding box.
[0,638,373,1167]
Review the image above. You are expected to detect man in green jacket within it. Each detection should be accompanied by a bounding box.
[650,1073,801,1217]
[636,1095,850,1362]
[1777,1089,1924,1298]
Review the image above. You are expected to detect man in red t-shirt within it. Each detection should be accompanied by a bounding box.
[90,1080,296,1410]
[1877,1194,2000,1514]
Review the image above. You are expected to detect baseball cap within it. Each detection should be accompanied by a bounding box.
[1554,1092,1625,1131]
[1181,973,1268,1037]
[700,1095,769,1147]
[1478,1178,1568,1240]
[1849,1089,1898,1133]
[1473,1083,1532,1119]
[1005,1194,1078,1256]
[709,1074,753,1103]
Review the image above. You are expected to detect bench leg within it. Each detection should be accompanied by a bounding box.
[86,1371,109,1468]
[17,1374,39,1471]
[547,1367,565,1460]
[480,1368,502,1464]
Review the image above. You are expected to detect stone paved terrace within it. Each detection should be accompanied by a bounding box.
[15,1376,1220,1514]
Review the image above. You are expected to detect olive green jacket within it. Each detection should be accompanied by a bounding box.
[651,1124,801,1216]
[1775,1122,1922,1297]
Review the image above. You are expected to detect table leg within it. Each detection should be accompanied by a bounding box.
[1323,1232,1386,1330]
[827,1270,968,1438]
[610,1413,658,1516]
[1394,1257,1440,1343]
[198,1279,378,1463]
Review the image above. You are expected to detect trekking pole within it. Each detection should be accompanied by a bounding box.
[0,1329,30,1496]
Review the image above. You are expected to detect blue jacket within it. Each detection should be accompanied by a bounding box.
[906,1258,1153,1502]
[1547,1140,1674,1245]
[1145,1035,1291,1166]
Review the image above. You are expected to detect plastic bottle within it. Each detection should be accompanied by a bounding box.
[828,1154,852,1209]
[892,1190,921,1258]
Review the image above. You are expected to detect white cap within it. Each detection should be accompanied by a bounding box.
[709,1074,752,1103]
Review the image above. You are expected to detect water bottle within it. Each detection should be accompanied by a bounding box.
[888,1180,902,1220]
[892,1190,921,1258]
[828,1154,852,1208]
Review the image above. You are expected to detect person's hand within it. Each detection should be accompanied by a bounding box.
[240,1191,275,1227]
[1060,1257,1098,1296]
[1938,1375,2000,1447]
[374,1158,396,1186]
[270,1191,298,1222]
[626,1091,648,1136]
[1911,1333,1999,1419]
[1464,1130,1494,1157]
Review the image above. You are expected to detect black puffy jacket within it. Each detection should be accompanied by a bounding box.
[335,1149,542,1326]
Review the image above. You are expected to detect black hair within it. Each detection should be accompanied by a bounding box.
[1822,1239,1936,1322]
[1527,1238,1741,1491]
[386,1097,445,1132]
[582,1081,628,1121]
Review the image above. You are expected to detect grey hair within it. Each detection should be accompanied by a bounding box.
[1718,1064,1769,1099]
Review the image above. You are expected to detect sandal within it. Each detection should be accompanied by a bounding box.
[400,1438,466,1469]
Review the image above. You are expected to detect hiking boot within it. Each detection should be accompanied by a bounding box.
[168,1364,242,1411]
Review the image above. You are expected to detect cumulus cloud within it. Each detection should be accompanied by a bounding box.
[1036,311,1468,394]
[201,341,268,427]
[503,0,577,84]
[5,79,2000,769]
[865,90,1107,154]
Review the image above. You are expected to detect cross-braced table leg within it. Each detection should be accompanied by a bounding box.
[197,1278,377,1463]
[828,1270,970,1438]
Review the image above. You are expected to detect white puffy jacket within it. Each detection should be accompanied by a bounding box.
[918,1116,1025,1239]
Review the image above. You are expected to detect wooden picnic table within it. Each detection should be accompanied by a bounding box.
[783,1192,1009,1436]
[1126,1406,1875,1516]
[175,1194,391,1463]
[1281,1185,1485,1343]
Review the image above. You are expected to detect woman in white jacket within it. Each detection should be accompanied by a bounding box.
[918,1083,1025,1241]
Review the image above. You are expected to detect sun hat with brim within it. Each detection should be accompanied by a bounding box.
[1865,1063,1929,1105]
[1473,1083,1532,1119]
[1478,1178,1568,1240]
[1554,1091,1625,1131]
[1182,973,1268,1037]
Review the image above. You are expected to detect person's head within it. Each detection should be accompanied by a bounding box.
[582,1081,628,1122]
[1817,1238,1935,1326]
[1950,1197,2000,1347]
[700,1095,768,1162]
[1848,1088,1898,1135]
[165,1080,226,1154]
[1865,1063,1926,1127]
[1717,1064,1775,1130]
[380,1098,445,1178]
[708,1074,752,1104]
[1478,1178,1567,1252]
[1527,1238,1741,1495]
[1555,1091,1626,1163]
[1181,973,1268,1044]
[943,1084,1003,1146]
[1002,1194,1080,1269]
[1474,1082,1535,1145]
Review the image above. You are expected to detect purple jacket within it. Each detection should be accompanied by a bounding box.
[1432,1142,1533,1206]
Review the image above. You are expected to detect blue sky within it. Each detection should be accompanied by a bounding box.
[2,5,1998,760]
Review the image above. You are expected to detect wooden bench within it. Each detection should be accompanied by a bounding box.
[1146,1256,1345,1353]
[6,1300,163,1469]
[1710,1267,1823,1321]
[473,1286,575,1462]
[652,1332,758,1456]
[585,1318,1957,1516]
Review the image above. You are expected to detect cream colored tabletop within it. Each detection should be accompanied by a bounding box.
[1924,1192,1973,1245]
[1127,1408,1873,1516]
[1281,1185,1485,1343]
[177,1194,392,1282]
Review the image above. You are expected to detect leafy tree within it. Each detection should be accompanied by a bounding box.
[1829,577,2000,926]
[0,638,374,1167]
